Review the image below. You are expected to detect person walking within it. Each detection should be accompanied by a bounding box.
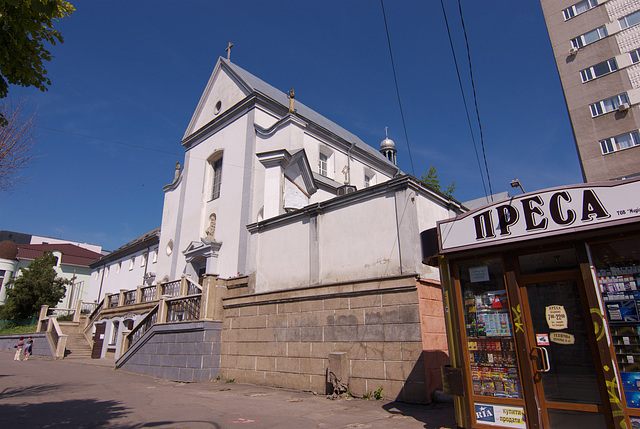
[24,337,33,360]
[13,337,24,361]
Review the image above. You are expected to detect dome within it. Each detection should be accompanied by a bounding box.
[380,137,396,151]
[0,240,18,260]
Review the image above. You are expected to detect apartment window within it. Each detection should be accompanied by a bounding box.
[619,9,640,30]
[318,153,328,177]
[581,58,618,82]
[571,25,607,49]
[600,130,640,154]
[631,48,640,64]
[211,157,223,200]
[589,93,630,117]
[563,0,598,20]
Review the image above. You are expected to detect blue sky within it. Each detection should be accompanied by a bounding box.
[1,1,582,251]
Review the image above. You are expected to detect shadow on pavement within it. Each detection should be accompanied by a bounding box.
[0,399,131,429]
[1,384,63,399]
[383,401,458,429]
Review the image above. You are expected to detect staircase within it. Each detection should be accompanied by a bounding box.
[64,333,93,359]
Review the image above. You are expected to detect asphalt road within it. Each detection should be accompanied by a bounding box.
[0,351,457,429]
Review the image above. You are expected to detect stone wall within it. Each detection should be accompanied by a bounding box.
[218,274,447,403]
[117,320,221,382]
[0,333,53,359]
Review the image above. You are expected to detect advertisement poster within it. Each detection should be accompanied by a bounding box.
[475,403,526,428]
[545,305,568,330]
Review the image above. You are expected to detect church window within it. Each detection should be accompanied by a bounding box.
[110,321,119,345]
[211,157,223,200]
[319,153,328,177]
[364,175,371,188]
[152,249,158,263]
[129,256,135,270]
[116,262,121,274]
[141,252,148,267]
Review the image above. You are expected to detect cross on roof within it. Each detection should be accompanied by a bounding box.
[226,42,234,61]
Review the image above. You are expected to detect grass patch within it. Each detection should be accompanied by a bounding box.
[0,324,38,336]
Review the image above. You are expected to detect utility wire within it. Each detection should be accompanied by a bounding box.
[439,0,488,200]
[380,0,415,176]
[457,0,493,200]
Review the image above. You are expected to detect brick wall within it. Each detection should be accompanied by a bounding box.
[219,275,447,403]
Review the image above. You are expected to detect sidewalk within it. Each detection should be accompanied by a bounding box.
[0,351,457,429]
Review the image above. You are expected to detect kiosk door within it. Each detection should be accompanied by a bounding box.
[519,272,608,428]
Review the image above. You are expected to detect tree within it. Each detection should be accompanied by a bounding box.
[420,165,456,199]
[0,100,37,193]
[0,0,75,125]
[3,251,70,319]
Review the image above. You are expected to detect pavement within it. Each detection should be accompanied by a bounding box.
[0,351,458,429]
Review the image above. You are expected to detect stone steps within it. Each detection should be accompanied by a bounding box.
[64,333,93,359]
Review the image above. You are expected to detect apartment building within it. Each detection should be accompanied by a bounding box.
[541,0,640,182]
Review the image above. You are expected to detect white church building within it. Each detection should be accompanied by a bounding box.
[153,57,463,292]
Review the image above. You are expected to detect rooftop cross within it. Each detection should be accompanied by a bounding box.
[226,42,234,61]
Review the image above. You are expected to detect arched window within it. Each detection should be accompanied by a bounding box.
[208,152,223,201]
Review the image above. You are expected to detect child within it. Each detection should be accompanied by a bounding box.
[24,337,33,360]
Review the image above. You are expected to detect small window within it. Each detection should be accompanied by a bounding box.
[110,321,119,345]
[104,266,109,278]
[116,262,121,274]
[619,9,640,30]
[211,158,223,200]
[631,48,640,64]
[581,58,618,82]
[318,153,328,177]
[571,25,607,49]
[152,249,158,264]
[589,93,629,117]
[141,252,148,267]
[129,257,135,271]
[600,130,640,154]
[364,175,371,188]
[563,0,598,20]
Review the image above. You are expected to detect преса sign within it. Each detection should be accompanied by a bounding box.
[438,178,640,252]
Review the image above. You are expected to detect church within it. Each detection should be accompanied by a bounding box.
[87,56,465,403]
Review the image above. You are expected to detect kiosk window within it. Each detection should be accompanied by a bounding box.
[590,237,640,408]
[458,258,522,399]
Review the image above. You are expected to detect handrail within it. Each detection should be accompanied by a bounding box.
[166,294,201,322]
[185,276,203,295]
[126,304,159,349]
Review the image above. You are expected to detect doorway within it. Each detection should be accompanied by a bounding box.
[516,249,608,428]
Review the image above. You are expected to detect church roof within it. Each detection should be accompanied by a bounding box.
[221,58,401,172]
[89,227,160,268]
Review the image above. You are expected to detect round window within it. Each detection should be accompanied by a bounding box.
[214,101,222,115]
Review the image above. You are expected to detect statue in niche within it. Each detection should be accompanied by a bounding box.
[287,88,295,113]
[205,213,216,240]
[174,161,181,182]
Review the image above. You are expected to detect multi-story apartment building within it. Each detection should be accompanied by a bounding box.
[541,0,640,182]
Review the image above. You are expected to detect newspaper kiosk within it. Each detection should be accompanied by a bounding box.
[428,178,640,429]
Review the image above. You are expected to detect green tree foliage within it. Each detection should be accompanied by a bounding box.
[420,165,456,199]
[3,251,70,319]
[0,0,75,125]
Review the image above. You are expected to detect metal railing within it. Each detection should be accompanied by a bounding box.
[161,280,181,297]
[123,291,136,306]
[167,295,201,322]
[108,294,119,308]
[81,302,97,314]
[127,304,159,347]
[141,285,157,302]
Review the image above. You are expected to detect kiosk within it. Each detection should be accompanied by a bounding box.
[427,177,640,429]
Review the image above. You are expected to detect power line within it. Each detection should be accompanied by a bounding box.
[380,0,415,176]
[457,0,493,199]
[439,0,488,200]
